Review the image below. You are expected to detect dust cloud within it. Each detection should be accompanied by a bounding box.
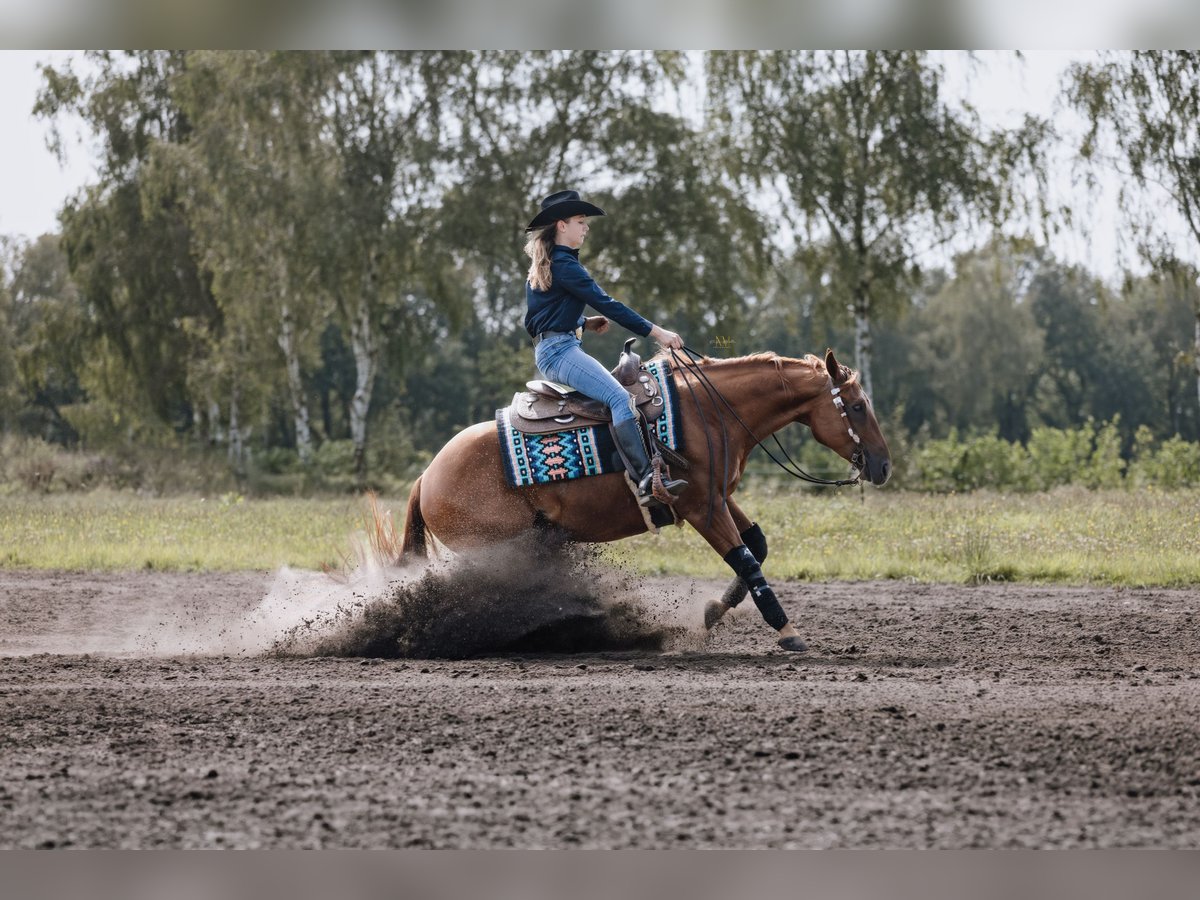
[181,533,702,660]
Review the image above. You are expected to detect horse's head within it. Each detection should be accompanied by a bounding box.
[805,349,892,486]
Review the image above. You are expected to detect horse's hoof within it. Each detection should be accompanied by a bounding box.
[704,600,729,630]
[778,635,808,652]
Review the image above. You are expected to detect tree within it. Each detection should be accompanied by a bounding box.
[442,52,688,324]
[171,51,330,465]
[707,51,1049,396]
[1113,266,1200,440]
[909,239,1045,441]
[310,51,468,488]
[0,238,19,433]
[1024,261,1154,437]
[36,51,223,436]
[37,51,466,487]
[1067,50,1200,418]
[585,101,773,348]
[4,235,89,445]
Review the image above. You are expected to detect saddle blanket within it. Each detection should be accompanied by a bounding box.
[496,360,682,488]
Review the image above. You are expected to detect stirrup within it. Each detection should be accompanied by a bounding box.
[637,473,687,507]
[624,473,677,533]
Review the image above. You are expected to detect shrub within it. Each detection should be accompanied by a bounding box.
[905,429,967,493]
[904,430,1031,493]
[1133,434,1200,489]
[255,446,303,475]
[8,437,59,491]
[313,439,357,476]
[0,435,109,493]
[1082,417,1126,489]
[959,432,1031,491]
[1027,423,1095,490]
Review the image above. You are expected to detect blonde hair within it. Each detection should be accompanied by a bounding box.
[524,223,557,292]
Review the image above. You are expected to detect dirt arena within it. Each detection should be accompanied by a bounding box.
[2,560,1198,849]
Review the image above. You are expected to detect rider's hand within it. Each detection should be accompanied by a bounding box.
[585,316,610,334]
[649,324,684,351]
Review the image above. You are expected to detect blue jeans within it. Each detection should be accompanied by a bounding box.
[533,333,636,424]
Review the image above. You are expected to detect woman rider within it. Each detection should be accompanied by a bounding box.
[524,189,687,508]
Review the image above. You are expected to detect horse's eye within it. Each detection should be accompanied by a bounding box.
[852,402,865,413]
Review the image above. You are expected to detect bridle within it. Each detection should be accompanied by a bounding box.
[668,345,866,526]
[830,383,866,474]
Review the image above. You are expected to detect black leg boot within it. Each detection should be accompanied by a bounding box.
[610,419,688,507]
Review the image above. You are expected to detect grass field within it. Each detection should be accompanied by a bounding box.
[1,484,1198,586]
[0,491,366,572]
[606,483,1200,587]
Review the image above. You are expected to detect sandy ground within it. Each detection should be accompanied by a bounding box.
[1,565,1199,849]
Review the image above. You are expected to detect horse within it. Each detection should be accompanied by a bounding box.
[398,347,891,651]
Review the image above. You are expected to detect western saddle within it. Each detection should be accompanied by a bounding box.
[507,338,668,436]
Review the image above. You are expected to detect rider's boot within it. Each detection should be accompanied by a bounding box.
[610,418,687,507]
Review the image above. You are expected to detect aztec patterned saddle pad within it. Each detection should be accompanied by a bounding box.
[496,360,682,488]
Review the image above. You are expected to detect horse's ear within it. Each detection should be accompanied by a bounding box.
[825,349,847,385]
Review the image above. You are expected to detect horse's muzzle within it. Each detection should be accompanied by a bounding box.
[867,455,891,486]
[857,449,890,486]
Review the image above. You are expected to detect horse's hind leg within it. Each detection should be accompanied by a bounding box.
[417,422,541,552]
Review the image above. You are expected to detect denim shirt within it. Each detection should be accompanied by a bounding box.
[524,245,653,339]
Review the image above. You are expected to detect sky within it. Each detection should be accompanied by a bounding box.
[0,50,96,240]
[0,49,1188,285]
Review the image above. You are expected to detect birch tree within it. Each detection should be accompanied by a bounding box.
[36,51,222,432]
[707,51,1048,395]
[310,51,464,488]
[172,51,327,464]
[1068,50,1200,416]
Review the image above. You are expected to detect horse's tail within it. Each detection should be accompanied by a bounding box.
[399,475,428,564]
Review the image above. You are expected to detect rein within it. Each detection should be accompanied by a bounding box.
[668,346,863,525]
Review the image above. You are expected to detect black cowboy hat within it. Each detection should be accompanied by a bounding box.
[525,189,606,232]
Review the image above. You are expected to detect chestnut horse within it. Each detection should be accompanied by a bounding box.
[399,348,890,651]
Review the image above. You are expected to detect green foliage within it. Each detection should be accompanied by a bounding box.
[706,51,1050,394]
[1067,51,1200,426]
[0,434,234,495]
[1128,427,1200,489]
[245,411,430,496]
[1151,437,1200,488]
[10,51,1199,498]
[1086,417,1126,489]
[1068,51,1200,256]
[0,435,90,492]
[906,429,1032,493]
[909,240,1044,441]
[897,417,1195,492]
[879,238,1198,448]
[1026,423,1096,490]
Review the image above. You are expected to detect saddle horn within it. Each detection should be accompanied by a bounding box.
[611,337,642,385]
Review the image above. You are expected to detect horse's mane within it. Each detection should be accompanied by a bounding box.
[648,348,857,395]
[649,349,847,375]
[648,349,816,366]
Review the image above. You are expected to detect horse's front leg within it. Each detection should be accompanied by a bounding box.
[704,499,765,626]
[686,501,806,653]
